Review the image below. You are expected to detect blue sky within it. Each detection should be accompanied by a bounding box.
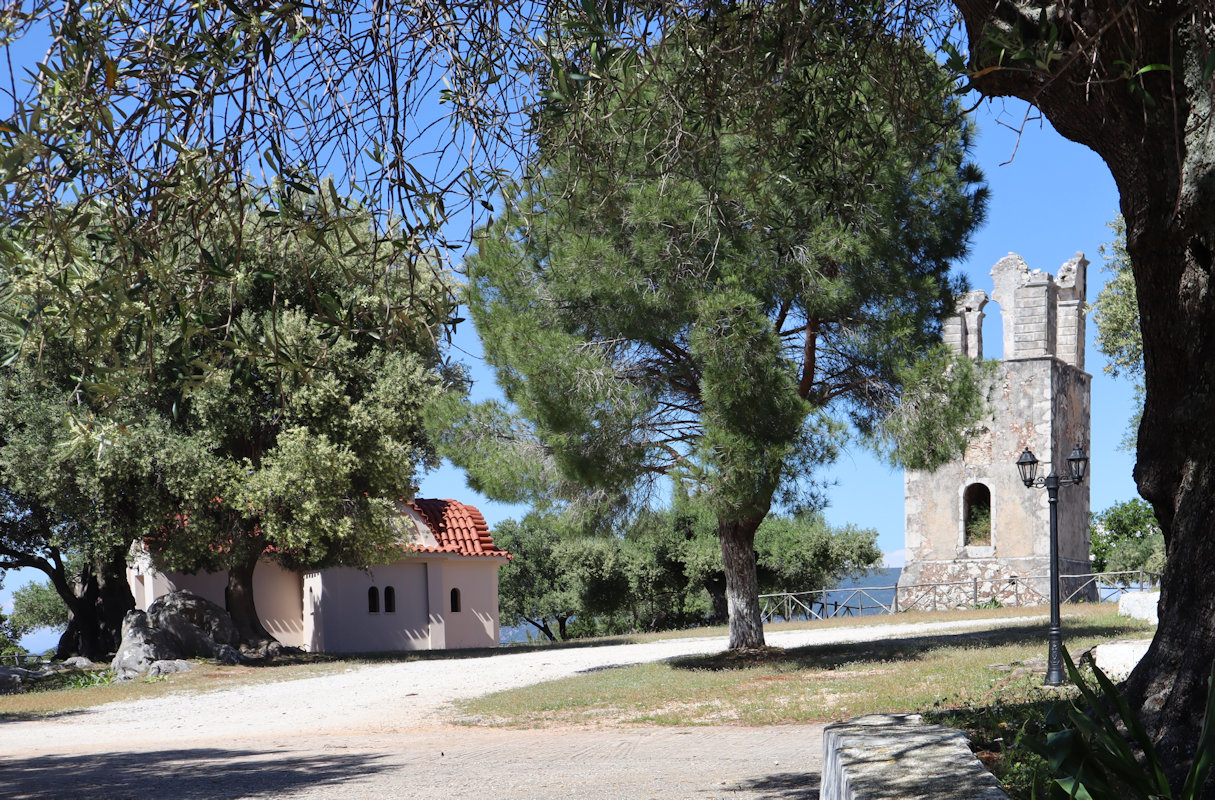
[2,96,1135,653]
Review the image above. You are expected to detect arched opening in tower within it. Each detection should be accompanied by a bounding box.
[963,483,992,547]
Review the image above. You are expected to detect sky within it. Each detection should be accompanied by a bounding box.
[1,93,1136,653]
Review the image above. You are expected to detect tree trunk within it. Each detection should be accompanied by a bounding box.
[56,567,102,661]
[703,573,728,623]
[1120,198,1215,789]
[226,553,277,648]
[954,2,1214,787]
[525,617,556,642]
[56,548,134,661]
[719,517,764,650]
[97,548,135,647]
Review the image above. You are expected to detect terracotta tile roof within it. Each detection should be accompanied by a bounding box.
[406,499,512,559]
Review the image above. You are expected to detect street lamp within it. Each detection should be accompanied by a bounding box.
[1016,443,1089,686]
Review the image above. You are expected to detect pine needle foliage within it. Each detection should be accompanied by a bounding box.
[437,12,986,648]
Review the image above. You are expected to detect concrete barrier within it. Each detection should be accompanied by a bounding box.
[1118,591,1160,625]
[821,714,1009,800]
[1091,639,1152,682]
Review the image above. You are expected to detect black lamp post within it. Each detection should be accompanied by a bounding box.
[1016,443,1089,686]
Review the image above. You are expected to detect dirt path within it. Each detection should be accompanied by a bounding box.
[1,615,1044,799]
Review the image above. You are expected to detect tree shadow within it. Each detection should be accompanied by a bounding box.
[721,771,821,799]
[2,746,391,800]
[671,621,1139,671]
[0,708,89,724]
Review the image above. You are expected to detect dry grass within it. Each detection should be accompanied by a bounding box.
[454,606,1151,728]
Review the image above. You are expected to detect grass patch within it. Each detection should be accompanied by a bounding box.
[454,605,1151,731]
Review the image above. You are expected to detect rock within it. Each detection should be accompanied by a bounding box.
[1118,591,1160,625]
[63,656,94,669]
[111,610,182,681]
[148,659,193,678]
[241,639,300,661]
[214,644,242,665]
[147,591,241,654]
[0,667,27,695]
[111,592,247,680]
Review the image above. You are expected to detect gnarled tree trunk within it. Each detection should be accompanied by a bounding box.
[956,0,1215,787]
[56,547,135,661]
[225,552,277,649]
[720,517,765,650]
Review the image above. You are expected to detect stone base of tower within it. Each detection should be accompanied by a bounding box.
[896,557,1095,612]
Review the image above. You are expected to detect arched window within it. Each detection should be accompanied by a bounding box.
[963,483,992,547]
[384,586,396,614]
[450,587,462,613]
[368,586,380,613]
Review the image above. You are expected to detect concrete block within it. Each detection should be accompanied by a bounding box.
[1118,591,1160,625]
[822,714,1009,800]
[1092,639,1151,682]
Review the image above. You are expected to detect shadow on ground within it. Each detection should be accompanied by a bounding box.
[723,771,822,799]
[2,747,390,800]
[672,620,1145,671]
[0,708,89,724]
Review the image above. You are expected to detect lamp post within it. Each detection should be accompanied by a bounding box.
[1016,443,1089,686]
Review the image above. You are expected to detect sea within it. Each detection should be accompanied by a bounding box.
[500,567,904,645]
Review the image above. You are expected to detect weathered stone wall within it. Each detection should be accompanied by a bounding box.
[901,253,1092,607]
[896,557,1094,611]
[903,360,1060,567]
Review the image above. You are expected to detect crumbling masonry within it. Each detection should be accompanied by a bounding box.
[897,253,1093,610]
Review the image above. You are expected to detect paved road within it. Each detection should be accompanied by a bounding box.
[1,615,1043,799]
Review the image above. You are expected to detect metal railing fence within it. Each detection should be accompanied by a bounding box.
[759,570,1162,623]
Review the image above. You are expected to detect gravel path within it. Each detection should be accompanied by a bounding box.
[1,615,1043,799]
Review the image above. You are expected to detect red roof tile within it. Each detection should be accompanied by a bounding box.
[406,499,512,559]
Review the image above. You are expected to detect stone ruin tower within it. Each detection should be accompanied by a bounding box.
[897,253,1093,609]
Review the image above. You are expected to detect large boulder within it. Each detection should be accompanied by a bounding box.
[111,610,186,681]
[147,591,241,654]
[111,592,243,681]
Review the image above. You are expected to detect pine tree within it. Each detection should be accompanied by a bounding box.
[436,19,986,649]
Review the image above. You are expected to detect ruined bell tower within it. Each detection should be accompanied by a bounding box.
[897,253,1093,608]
